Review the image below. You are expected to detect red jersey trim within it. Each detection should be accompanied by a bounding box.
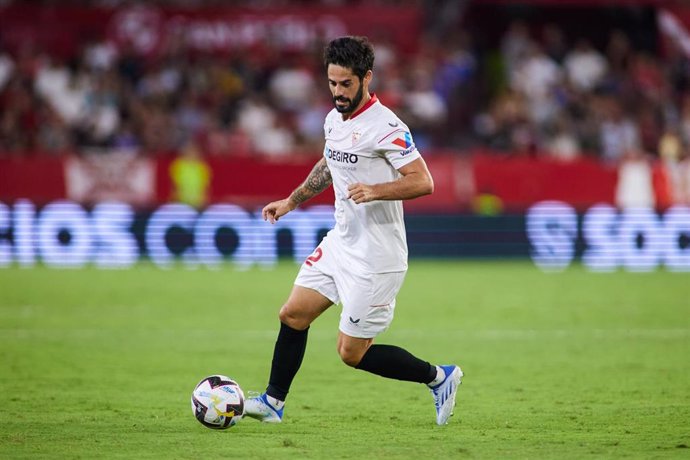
[377,128,405,144]
[350,93,378,120]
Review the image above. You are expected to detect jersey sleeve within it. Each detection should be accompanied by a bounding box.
[376,127,422,170]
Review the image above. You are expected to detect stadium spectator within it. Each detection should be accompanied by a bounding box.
[34,55,90,131]
[616,149,655,209]
[82,70,121,146]
[83,38,118,72]
[598,97,641,163]
[112,119,141,150]
[236,94,296,156]
[294,92,331,153]
[473,88,532,152]
[0,48,14,92]
[606,29,634,79]
[655,128,688,207]
[510,43,563,126]
[268,55,316,113]
[680,150,690,204]
[169,140,211,209]
[563,38,608,93]
[174,89,211,146]
[542,23,568,64]
[544,114,580,161]
[36,102,74,154]
[666,38,690,101]
[256,117,297,157]
[501,20,533,83]
[403,63,448,150]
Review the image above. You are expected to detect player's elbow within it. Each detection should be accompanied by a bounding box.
[420,175,434,196]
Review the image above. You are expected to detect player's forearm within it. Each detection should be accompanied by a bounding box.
[371,171,434,201]
[288,158,333,207]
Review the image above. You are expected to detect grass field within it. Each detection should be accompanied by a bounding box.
[1,261,689,459]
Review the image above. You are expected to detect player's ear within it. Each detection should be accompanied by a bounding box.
[363,70,373,87]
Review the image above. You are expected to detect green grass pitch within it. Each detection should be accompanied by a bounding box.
[1,261,689,459]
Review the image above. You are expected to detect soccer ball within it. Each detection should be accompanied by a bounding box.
[191,375,245,429]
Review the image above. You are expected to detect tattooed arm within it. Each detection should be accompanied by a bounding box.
[262,157,332,224]
[287,157,332,207]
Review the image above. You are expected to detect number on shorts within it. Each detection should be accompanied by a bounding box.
[305,247,323,266]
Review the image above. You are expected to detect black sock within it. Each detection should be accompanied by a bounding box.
[265,322,309,401]
[355,344,437,384]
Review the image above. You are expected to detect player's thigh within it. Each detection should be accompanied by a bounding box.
[338,271,406,339]
[279,284,333,330]
[284,256,339,329]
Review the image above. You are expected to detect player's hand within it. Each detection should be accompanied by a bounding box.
[347,183,377,204]
[262,198,296,224]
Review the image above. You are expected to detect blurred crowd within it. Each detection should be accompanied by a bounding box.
[1,7,690,177]
[477,21,688,164]
[478,20,690,206]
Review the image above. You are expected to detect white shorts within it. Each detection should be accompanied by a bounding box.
[294,237,406,339]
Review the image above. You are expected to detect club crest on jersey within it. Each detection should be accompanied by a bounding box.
[352,131,362,146]
[392,132,413,149]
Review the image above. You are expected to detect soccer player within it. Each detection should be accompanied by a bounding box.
[244,36,462,425]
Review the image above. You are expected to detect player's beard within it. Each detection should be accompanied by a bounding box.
[333,82,364,114]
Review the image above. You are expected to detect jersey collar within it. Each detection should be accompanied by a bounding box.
[349,93,378,120]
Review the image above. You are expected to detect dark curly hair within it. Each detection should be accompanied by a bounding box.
[323,36,375,80]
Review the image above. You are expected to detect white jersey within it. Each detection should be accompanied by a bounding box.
[322,94,421,273]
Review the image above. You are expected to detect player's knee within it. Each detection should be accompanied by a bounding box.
[337,343,364,367]
[278,304,309,330]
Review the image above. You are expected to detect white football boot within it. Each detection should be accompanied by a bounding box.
[244,393,284,423]
[428,365,463,425]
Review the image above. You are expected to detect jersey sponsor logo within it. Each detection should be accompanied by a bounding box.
[398,145,416,157]
[392,132,413,149]
[388,121,399,127]
[325,147,359,164]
